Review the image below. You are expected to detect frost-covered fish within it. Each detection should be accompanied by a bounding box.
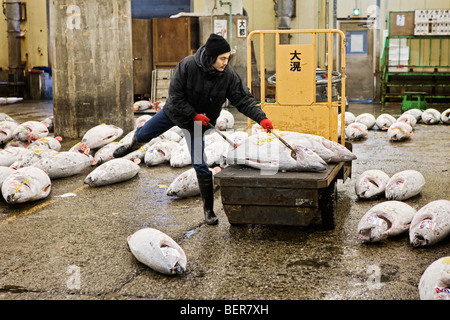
[41,116,54,132]
[355,169,390,199]
[93,142,120,164]
[387,122,413,141]
[32,152,95,179]
[345,122,368,140]
[27,137,62,152]
[421,108,441,124]
[0,166,15,188]
[418,257,450,300]
[357,201,416,243]
[441,108,450,124]
[0,120,19,144]
[134,115,152,129]
[12,121,49,143]
[355,113,376,129]
[205,140,229,166]
[397,114,417,127]
[375,114,396,130]
[385,170,425,200]
[215,109,235,130]
[84,158,140,187]
[403,108,423,121]
[166,167,220,198]
[127,227,187,275]
[2,166,51,204]
[225,131,327,172]
[338,111,356,126]
[0,147,32,167]
[409,200,450,247]
[79,124,123,154]
[169,143,191,168]
[144,140,180,166]
[10,149,58,170]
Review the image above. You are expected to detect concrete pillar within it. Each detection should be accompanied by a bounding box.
[49,0,134,139]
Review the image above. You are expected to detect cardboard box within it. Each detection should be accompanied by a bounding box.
[390,12,415,36]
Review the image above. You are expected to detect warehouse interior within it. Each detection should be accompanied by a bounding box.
[0,0,449,137]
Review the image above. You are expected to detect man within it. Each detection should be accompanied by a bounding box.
[114,33,273,225]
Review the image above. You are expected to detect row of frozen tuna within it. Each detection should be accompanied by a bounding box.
[340,107,450,141]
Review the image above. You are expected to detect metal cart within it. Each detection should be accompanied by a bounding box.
[214,29,352,229]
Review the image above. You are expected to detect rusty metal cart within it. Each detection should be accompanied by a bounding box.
[214,29,352,229]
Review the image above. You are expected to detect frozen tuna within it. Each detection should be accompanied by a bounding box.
[0,120,19,144]
[10,149,58,170]
[0,147,32,167]
[375,114,396,130]
[385,170,425,200]
[338,112,356,126]
[397,113,417,127]
[167,167,220,198]
[27,137,62,152]
[2,166,51,204]
[403,108,423,121]
[355,169,390,199]
[0,167,16,188]
[12,121,49,143]
[32,152,95,179]
[225,131,327,172]
[355,113,376,129]
[133,100,152,111]
[170,143,191,168]
[79,124,123,154]
[345,122,369,140]
[144,140,180,166]
[357,200,416,243]
[127,227,187,275]
[441,108,450,124]
[216,109,235,130]
[93,142,120,164]
[418,257,450,300]
[421,108,441,124]
[205,140,229,166]
[135,114,152,129]
[41,116,54,132]
[409,200,450,247]
[84,158,140,187]
[387,122,413,141]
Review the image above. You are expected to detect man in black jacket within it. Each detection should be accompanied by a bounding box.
[114,33,273,225]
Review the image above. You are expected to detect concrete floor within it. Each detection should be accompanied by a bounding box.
[0,100,449,304]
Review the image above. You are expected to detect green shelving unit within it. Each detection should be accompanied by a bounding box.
[381,11,450,106]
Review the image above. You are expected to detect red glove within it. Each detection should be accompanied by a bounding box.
[260,118,274,130]
[193,114,210,126]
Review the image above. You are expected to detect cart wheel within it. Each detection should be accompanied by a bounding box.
[319,180,337,230]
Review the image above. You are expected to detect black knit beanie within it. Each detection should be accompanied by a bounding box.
[205,33,231,57]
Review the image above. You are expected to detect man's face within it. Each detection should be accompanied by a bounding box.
[212,52,231,72]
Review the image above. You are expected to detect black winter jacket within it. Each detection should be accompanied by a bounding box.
[162,46,267,130]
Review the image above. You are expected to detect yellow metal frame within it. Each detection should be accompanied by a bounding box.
[247,29,346,144]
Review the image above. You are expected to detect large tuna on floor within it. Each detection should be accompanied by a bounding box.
[84,158,140,187]
[127,227,187,275]
[375,114,396,130]
[12,121,49,143]
[355,169,390,199]
[32,151,95,179]
[385,170,425,200]
[357,200,416,243]
[1,166,51,204]
[409,200,450,247]
[421,108,441,124]
[387,122,413,141]
[79,124,123,154]
[166,167,221,198]
[0,119,19,144]
[418,257,450,300]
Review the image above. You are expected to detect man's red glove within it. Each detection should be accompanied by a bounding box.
[193,114,210,126]
[260,118,274,130]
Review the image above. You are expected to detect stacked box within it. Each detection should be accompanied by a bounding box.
[151,69,174,102]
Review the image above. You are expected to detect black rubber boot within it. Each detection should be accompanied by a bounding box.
[113,135,144,158]
[197,172,218,225]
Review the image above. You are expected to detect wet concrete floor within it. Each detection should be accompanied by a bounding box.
[0,100,449,302]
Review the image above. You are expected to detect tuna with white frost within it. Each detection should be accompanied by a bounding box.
[441,108,450,124]
[345,122,368,140]
[409,200,450,247]
[79,124,123,154]
[12,121,49,143]
[421,108,441,124]
[375,114,396,130]
[0,120,18,144]
[127,227,187,275]
[418,256,450,300]
[387,122,413,141]
[357,200,416,242]
[2,166,51,204]
[355,169,390,199]
[385,170,425,200]
[84,158,140,187]
[166,167,220,198]
[355,113,376,129]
